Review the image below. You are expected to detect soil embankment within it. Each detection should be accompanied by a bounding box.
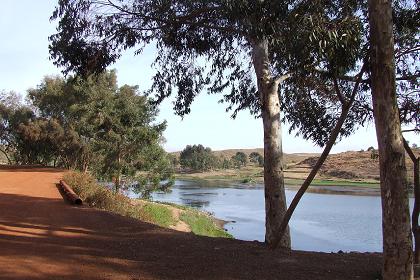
[0,167,382,280]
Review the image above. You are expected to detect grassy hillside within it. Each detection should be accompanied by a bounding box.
[299,149,420,182]
[173,147,420,187]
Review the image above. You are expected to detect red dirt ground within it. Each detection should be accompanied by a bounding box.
[0,167,383,280]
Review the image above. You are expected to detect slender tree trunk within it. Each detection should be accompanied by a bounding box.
[115,152,122,193]
[404,139,420,264]
[271,98,350,248]
[252,39,291,248]
[368,1,413,279]
[270,65,366,249]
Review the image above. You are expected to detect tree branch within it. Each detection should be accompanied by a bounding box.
[402,128,420,133]
[333,77,346,105]
[273,73,291,85]
[270,63,366,249]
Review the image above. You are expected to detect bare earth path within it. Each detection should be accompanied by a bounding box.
[0,167,382,280]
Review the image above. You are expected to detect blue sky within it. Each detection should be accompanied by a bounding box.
[1,1,417,153]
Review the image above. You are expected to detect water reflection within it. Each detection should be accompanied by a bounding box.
[128,180,413,253]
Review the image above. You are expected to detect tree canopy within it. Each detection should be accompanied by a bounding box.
[179,144,219,171]
[48,0,418,249]
[0,71,174,194]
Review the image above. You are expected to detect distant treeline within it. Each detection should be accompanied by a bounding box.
[172,144,264,172]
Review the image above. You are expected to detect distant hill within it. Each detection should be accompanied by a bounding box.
[297,149,420,182]
[171,147,420,183]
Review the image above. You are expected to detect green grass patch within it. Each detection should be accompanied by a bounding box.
[178,173,379,188]
[284,178,380,188]
[180,210,232,238]
[63,171,230,238]
[142,203,175,227]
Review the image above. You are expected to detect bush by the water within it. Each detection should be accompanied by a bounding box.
[63,171,174,226]
[63,171,231,237]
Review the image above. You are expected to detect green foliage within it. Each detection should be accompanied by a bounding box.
[220,157,232,169]
[64,171,175,224]
[280,1,419,147]
[249,152,264,166]
[180,211,232,238]
[64,171,232,237]
[231,152,247,169]
[179,144,219,171]
[142,203,176,228]
[49,0,418,149]
[1,71,174,196]
[63,171,134,216]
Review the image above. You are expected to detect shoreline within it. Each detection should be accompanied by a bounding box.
[175,174,382,196]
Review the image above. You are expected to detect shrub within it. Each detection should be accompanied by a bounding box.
[63,171,231,238]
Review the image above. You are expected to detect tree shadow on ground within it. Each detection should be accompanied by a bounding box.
[0,191,382,280]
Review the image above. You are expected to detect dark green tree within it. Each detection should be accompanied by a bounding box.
[27,71,174,193]
[0,91,35,163]
[231,151,248,168]
[91,83,170,192]
[249,152,263,166]
[179,144,218,171]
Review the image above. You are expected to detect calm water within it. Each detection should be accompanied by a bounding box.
[130,180,413,252]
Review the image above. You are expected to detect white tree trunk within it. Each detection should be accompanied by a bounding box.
[252,39,291,248]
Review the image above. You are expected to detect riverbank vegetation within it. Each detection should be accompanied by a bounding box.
[0,0,414,277]
[173,147,419,189]
[64,171,231,238]
[178,144,255,172]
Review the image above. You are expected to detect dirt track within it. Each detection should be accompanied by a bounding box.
[0,167,382,280]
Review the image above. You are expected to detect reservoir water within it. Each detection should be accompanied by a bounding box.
[129,180,413,252]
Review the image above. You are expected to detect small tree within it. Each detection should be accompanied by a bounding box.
[249,152,263,166]
[221,157,232,169]
[179,144,218,171]
[90,82,170,191]
[231,152,247,169]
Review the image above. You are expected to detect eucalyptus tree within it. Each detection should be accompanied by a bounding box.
[368,0,414,278]
[49,0,361,247]
[269,0,418,276]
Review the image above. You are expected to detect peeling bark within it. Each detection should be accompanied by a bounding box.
[252,39,291,248]
[404,138,420,264]
[368,0,413,278]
